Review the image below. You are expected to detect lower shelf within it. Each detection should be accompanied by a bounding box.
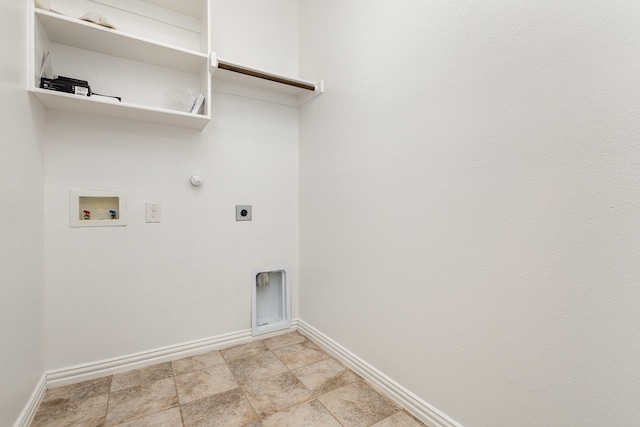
[31,88,210,130]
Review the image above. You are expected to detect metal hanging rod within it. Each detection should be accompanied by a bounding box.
[215,59,317,92]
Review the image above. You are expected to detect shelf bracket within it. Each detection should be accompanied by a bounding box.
[210,51,219,72]
[297,80,324,106]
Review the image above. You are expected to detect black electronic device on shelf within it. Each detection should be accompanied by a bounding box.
[40,75,91,96]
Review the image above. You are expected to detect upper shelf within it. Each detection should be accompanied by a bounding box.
[35,9,208,75]
[211,53,323,107]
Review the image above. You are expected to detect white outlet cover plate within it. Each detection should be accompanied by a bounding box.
[146,202,161,223]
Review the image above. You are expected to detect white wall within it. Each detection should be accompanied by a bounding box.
[44,2,300,370]
[0,2,46,426]
[211,0,298,75]
[299,1,640,426]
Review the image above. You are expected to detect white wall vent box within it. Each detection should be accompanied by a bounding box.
[251,266,291,336]
[70,190,127,227]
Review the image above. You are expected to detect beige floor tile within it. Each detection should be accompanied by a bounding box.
[111,363,173,392]
[263,332,307,350]
[171,350,225,376]
[105,377,178,426]
[371,411,426,426]
[111,407,183,427]
[181,388,258,427]
[227,351,288,385]
[32,394,109,427]
[260,399,341,427]
[242,372,314,417]
[41,376,112,405]
[273,341,330,369]
[33,335,419,427]
[220,341,268,362]
[175,363,238,404]
[318,381,399,427]
[293,358,359,394]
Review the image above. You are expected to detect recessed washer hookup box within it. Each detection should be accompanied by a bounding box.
[69,190,127,228]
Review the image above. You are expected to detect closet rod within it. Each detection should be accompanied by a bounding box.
[217,62,317,91]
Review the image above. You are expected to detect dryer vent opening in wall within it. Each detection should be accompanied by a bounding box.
[252,267,291,336]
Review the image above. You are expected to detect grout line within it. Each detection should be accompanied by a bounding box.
[103,375,113,426]
[167,360,186,426]
[317,398,346,426]
[238,384,261,422]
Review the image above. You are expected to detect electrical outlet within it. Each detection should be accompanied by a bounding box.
[236,205,252,221]
[145,202,161,223]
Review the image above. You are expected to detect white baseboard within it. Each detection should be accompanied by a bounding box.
[13,373,46,427]
[297,320,463,427]
[47,325,297,389]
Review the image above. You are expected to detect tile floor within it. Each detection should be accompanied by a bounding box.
[31,332,426,427]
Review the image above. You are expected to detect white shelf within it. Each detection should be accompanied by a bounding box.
[32,88,209,130]
[30,1,322,127]
[35,10,208,75]
[211,55,323,107]
[29,0,211,130]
